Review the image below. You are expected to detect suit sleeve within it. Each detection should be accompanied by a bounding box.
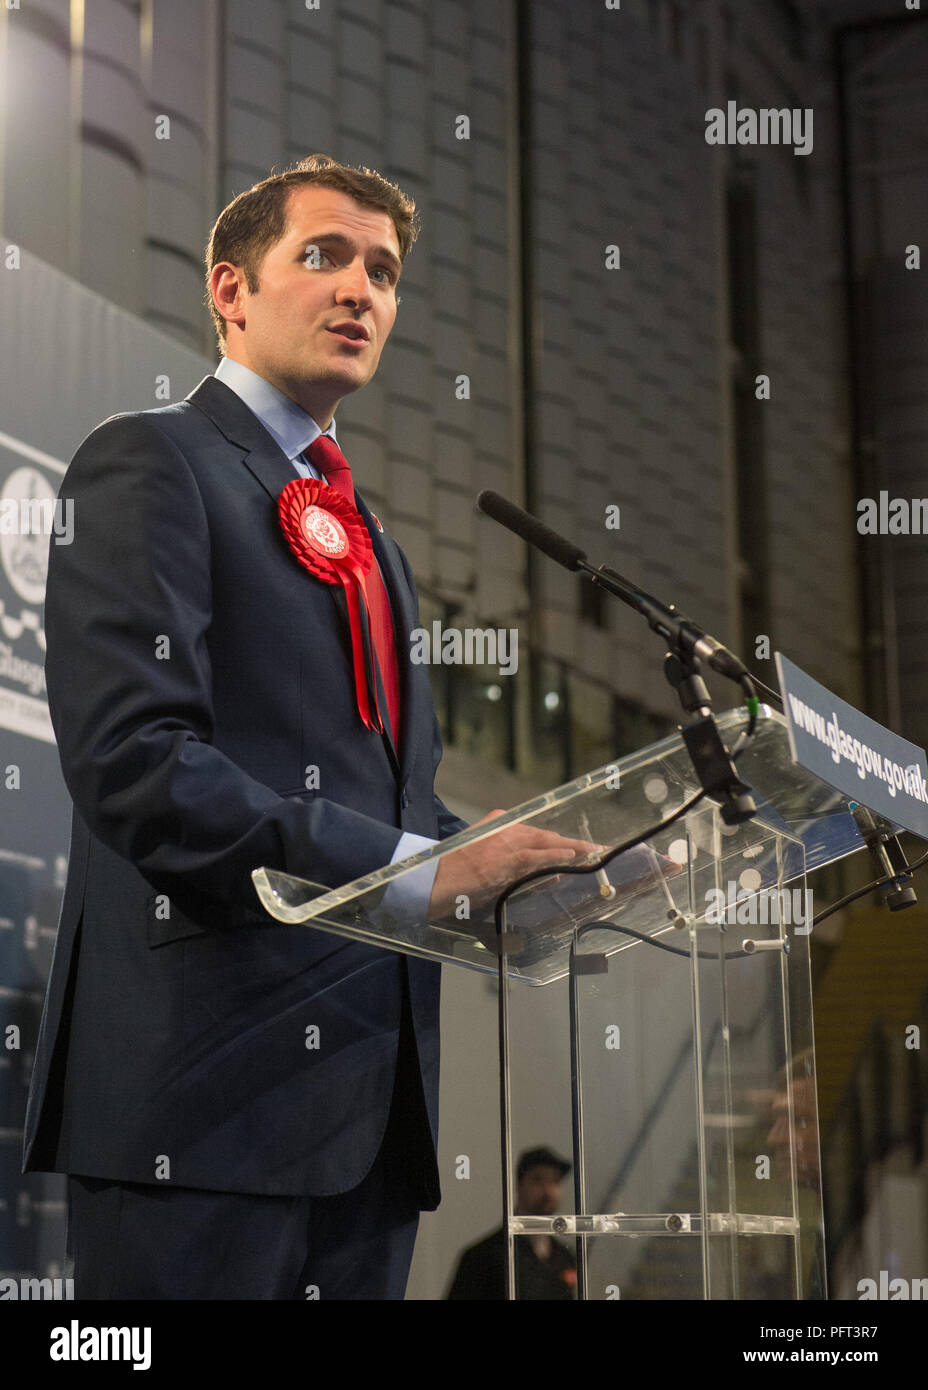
[431,713,470,840]
[45,413,403,918]
[393,536,470,842]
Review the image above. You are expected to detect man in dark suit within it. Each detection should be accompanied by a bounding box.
[22,154,578,1300]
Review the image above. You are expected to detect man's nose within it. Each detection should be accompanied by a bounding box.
[334,260,373,307]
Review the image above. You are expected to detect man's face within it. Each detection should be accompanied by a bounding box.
[211,185,402,428]
[516,1164,565,1216]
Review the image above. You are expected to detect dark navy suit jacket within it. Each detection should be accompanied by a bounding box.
[22,374,467,1199]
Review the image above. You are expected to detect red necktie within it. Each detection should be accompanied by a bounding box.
[307,435,402,751]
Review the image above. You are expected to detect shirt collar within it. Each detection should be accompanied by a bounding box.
[213,358,338,460]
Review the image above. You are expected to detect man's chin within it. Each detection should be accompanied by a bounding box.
[318,363,372,397]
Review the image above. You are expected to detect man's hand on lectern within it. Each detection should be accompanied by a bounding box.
[428,810,596,919]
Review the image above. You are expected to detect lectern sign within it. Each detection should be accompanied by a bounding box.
[775,653,928,839]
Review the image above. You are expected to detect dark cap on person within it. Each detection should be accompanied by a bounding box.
[517,1146,571,1181]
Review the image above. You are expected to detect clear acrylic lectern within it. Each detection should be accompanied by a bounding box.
[253,707,877,1300]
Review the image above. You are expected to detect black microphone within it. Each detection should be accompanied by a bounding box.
[476,490,587,572]
[477,490,749,686]
[478,490,758,818]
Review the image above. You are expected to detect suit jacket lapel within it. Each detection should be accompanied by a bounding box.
[353,492,422,786]
[187,374,297,503]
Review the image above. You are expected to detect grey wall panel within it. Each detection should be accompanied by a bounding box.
[385,3,426,64]
[226,0,285,49]
[147,172,208,262]
[1,29,72,272]
[83,0,138,66]
[151,0,209,52]
[427,0,469,55]
[338,13,385,80]
[288,90,337,151]
[226,104,281,172]
[145,246,210,351]
[288,30,337,89]
[147,115,208,183]
[82,57,144,153]
[228,39,284,107]
[78,147,143,314]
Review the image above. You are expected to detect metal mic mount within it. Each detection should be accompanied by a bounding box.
[663,651,757,826]
[583,563,758,824]
[850,803,917,910]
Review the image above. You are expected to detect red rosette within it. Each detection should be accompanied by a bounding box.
[278,477,383,733]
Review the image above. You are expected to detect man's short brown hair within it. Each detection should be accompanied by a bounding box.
[204,153,419,353]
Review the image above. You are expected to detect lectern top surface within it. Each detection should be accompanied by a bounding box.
[252,708,875,983]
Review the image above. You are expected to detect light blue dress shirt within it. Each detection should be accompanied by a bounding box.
[213,358,441,902]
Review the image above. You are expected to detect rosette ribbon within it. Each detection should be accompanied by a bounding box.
[278,477,384,734]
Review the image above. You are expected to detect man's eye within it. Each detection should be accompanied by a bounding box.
[302,248,331,268]
[371,267,395,285]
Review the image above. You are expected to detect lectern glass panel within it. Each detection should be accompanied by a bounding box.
[253,708,848,1299]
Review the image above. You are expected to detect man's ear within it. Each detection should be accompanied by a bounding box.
[210,263,247,332]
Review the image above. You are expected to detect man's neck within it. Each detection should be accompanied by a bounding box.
[222,354,337,431]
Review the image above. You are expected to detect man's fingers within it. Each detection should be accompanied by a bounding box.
[496,847,582,880]
[504,826,598,854]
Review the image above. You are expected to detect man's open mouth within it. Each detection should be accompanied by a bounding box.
[328,324,369,342]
